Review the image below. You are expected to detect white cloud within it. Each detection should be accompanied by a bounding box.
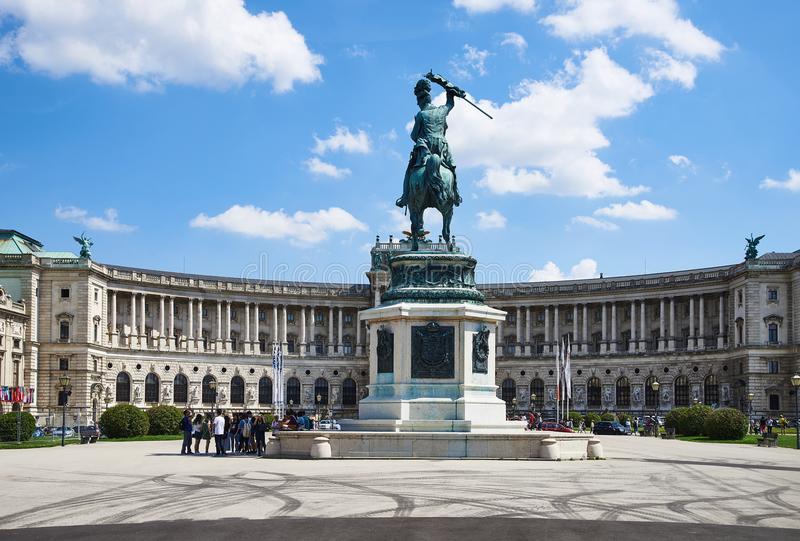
[453,0,537,14]
[450,44,491,79]
[476,210,507,230]
[54,206,135,233]
[571,215,619,231]
[345,44,370,58]
[645,49,697,89]
[594,200,677,220]
[304,157,350,179]
[447,48,652,198]
[312,126,371,155]
[529,258,599,282]
[668,154,692,168]
[542,0,723,60]
[190,205,368,246]
[385,207,442,235]
[500,32,527,56]
[760,169,800,192]
[0,0,323,92]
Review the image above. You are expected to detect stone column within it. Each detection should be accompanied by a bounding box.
[497,318,504,358]
[659,298,665,351]
[130,293,137,348]
[717,293,725,349]
[582,304,588,354]
[668,297,675,351]
[158,295,166,350]
[309,306,316,356]
[338,307,344,356]
[139,293,146,349]
[253,302,260,354]
[225,301,232,351]
[516,307,523,357]
[543,306,550,354]
[600,303,607,353]
[197,299,204,350]
[272,304,279,345]
[553,305,560,350]
[688,297,695,350]
[299,306,306,354]
[525,306,531,356]
[216,300,222,351]
[281,304,288,354]
[698,296,705,350]
[356,312,363,356]
[328,306,335,355]
[187,298,194,351]
[629,300,636,353]
[244,303,251,354]
[110,290,118,346]
[639,300,646,351]
[572,305,578,354]
[610,302,617,353]
[168,296,175,349]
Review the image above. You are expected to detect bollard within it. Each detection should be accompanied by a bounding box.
[587,438,604,459]
[310,436,332,459]
[538,437,560,460]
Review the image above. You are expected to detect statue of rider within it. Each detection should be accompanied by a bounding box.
[396,72,465,209]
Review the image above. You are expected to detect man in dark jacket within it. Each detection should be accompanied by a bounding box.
[180,409,193,455]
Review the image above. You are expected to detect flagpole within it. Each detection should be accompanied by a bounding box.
[555,340,560,424]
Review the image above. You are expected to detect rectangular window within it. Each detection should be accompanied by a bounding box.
[13,361,20,386]
[287,312,295,323]
[13,338,21,349]
[768,324,778,344]
[565,311,573,323]
[536,312,545,324]
[767,360,779,374]
[259,310,266,321]
[59,358,69,370]
[93,358,98,371]
[315,312,324,324]
[594,310,602,322]
[93,323,99,343]
[767,289,778,302]
[231,309,237,321]
[287,339,295,353]
[59,321,70,341]
[737,290,743,307]
[344,314,353,325]
[769,394,780,411]
[507,314,516,324]
[60,288,70,299]
[94,288,99,302]
[202,308,208,318]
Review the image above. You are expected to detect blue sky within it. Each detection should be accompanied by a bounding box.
[1,0,797,284]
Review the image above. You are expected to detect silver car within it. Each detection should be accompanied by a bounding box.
[318,419,341,430]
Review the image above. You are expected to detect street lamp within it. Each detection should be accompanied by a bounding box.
[651,380,660,438]
[747,392,755,433]
[316,393,322,428]
[531,393,537,415]
[58,376,71,447]
[208,380,217,413]
[791,374,800,450]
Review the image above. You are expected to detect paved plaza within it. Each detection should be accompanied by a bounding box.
[1,436,798,539]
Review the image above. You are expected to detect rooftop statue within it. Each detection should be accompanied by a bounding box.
[73,232,93,259]
[396,71,491,251]
[744,234,764,261]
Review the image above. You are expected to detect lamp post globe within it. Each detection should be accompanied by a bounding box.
[651,380,660,437]
[791,374,800,450]
[747,392,755,432]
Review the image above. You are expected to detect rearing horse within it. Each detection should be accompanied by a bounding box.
[406,147,458,251]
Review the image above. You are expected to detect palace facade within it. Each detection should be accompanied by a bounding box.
[0,229,798,424]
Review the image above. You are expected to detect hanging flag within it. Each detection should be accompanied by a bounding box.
[565,336,572,400]
[555,340,561,402]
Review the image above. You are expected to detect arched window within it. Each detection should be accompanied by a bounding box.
[173,374,188,403]
[144,373,160,403]
[616,377,630,408]
[501,378,516,405]
[674,375,690,407]
[587,377,601,408]
[230,376,245,404]
[315,377,329,405]
[342,378,357,405]
[116,372,131,402]
[343,335,353,356]
[258,377,273,405]
[703,374,719,406]
[530,378,544,411]
[286,377,301,406]
[202,375,217,404]
[645,376,658,408]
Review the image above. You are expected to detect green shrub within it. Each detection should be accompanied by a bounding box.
[568,411,583,427]
[147,405,183,435]
[683,404,713,436]
[703,408,747,440]
[0,412,36,442]
[600,412,617,422]
[99,404,149,438]
[584,413,601,427]
[616,412,630,425]
[665,407,688,433]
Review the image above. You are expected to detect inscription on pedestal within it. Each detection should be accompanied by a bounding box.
[377,327,394,373]
[411,322,455,378]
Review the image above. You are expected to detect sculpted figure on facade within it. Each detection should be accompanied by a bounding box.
[133,385,142,403]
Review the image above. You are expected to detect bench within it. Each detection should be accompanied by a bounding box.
[757,433,778,447]
[661,427,676,440]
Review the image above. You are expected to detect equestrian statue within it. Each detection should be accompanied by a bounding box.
[395,71,491,251]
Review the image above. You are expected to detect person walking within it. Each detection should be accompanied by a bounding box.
[201,413,212,454]
[238,411,253,454]
[625,418,632,435]
[192,413,203,454]
[633,417,639,436]
[254,415,268,456]
[228,413,239,453]
[766,417,773,434]
[180,409,193,455]
[213,409,226,456]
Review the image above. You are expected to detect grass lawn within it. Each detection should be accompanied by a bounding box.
[676,434,798,449]
[0,439,80,449]
[100,434,183,442]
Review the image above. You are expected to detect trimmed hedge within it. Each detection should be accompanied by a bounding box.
[600,412,617,422]
[0,412,36,442]
[584,413,601,427]
[616,412,631,425]
[99,404,149,438]
[147,405,183,435]
[568,411,584,427]
[666,404,713,436]
[703,408,748,440]
[665,407,688,432]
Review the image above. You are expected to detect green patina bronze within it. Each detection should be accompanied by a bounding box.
[745,234,764,260]
[73,233,93,259]
[396,71,489,252]
[380,252,486,305]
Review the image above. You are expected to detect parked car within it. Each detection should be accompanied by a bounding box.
[73,425,101,440]
[318,419,341,430]
[540,422,573,433]
[51,427,75,438]
[593,421,630,435]
[31,427,45,438]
